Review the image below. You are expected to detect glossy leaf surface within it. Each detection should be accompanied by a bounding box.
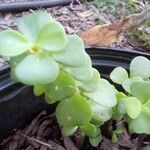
[35,21,66,52]
[131,81,150,104]
[110,67,128,84]
[56,94,92,127]
[15,54,59,85]
[84,79,117,107]
[77,68,100,93]
[45,71,76,102]
[53,35,86,67]
[0,30,31,57]
[130,56,150,79]
[18,11,53,41]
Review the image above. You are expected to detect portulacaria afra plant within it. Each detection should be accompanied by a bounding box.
[0,11,149,147]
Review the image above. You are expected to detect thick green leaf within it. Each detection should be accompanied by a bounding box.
[112,132,118,143]
[56,94,92,127]
[77,68,100,93]
[34,85,46,96]
[45,94,56,104]
[116,92,127,100]
[117,99,127,115]
[83,79,117,107]
[64,54,93,82]
[110,67,128,84]
[90,100,112,122]
[125,97,141,119]
[0,30,32,57]
[15,53,59,85]
[131,81,150,104]
[62,126,78,136]
[130,56,150,79]
[114,127,124,135]
[18,11,53,41]
[142,100,150,115]
[80,123,98,137]
[10,52,29,82]
[89,134,102,147]
[35,21,67,52]
[129,110,150,134]
[122,76,143,94]
[53,35,86,67]
[45,71,77,102]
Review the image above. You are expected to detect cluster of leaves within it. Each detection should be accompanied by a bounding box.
[0,11,149,147]
[0,11,117,147]
[110,56,150,134]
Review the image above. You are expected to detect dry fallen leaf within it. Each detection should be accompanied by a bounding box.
[81,8,150,47]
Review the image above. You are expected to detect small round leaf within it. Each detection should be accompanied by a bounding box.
[56,94,92,127]
[0,30,32,57]
[125,97,141,119]
[130,56,150,79]
[122,76,143,94]
[64,54,93,82]
[83,79,117,107]
[53,35,86,67]
[110,67,128,84]
[129,110,150,134]
[45,71,77,102]
[131,81,150,104]
[18,11,53,41]
[77,68,101,93]
[15,54,59,85]
[35,21,67,52]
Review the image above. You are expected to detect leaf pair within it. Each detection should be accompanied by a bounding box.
[110,56,150,94]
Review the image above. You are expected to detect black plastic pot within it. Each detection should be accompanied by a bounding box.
[0,48,150,141]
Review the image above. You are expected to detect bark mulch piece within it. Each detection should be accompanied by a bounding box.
[1,110,150,150]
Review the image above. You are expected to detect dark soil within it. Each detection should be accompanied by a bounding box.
[1,110,150,150]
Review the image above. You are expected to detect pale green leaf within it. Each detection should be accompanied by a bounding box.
[53,35,86,67]
[110,67,128,84]
[83,79,117,107]
[90,100,112,122]
[64,54,93,82]
[77,68,100,93]
[125,97,141,119]
[80,123,99,137]
[45,95,56,104]
[0,30,32,57]
[112,132,118,143]
[130,56,150,79]
[45,71,77,101]
[122,76,143,94]
[15,54,59,85]
[18,11,53,40]
[10,52,29,82]
[142,100,150,115]
[129,110,150,134]
[116,92,127,100]
[62,126,78,136]
[56,94,92,127]
[89,134,102,147]
[34,85,46,96]
[35,21,67,52]
[131,81,150,104]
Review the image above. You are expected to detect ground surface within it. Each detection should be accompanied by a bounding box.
[0,0,149,149]
[1,110,150,150]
